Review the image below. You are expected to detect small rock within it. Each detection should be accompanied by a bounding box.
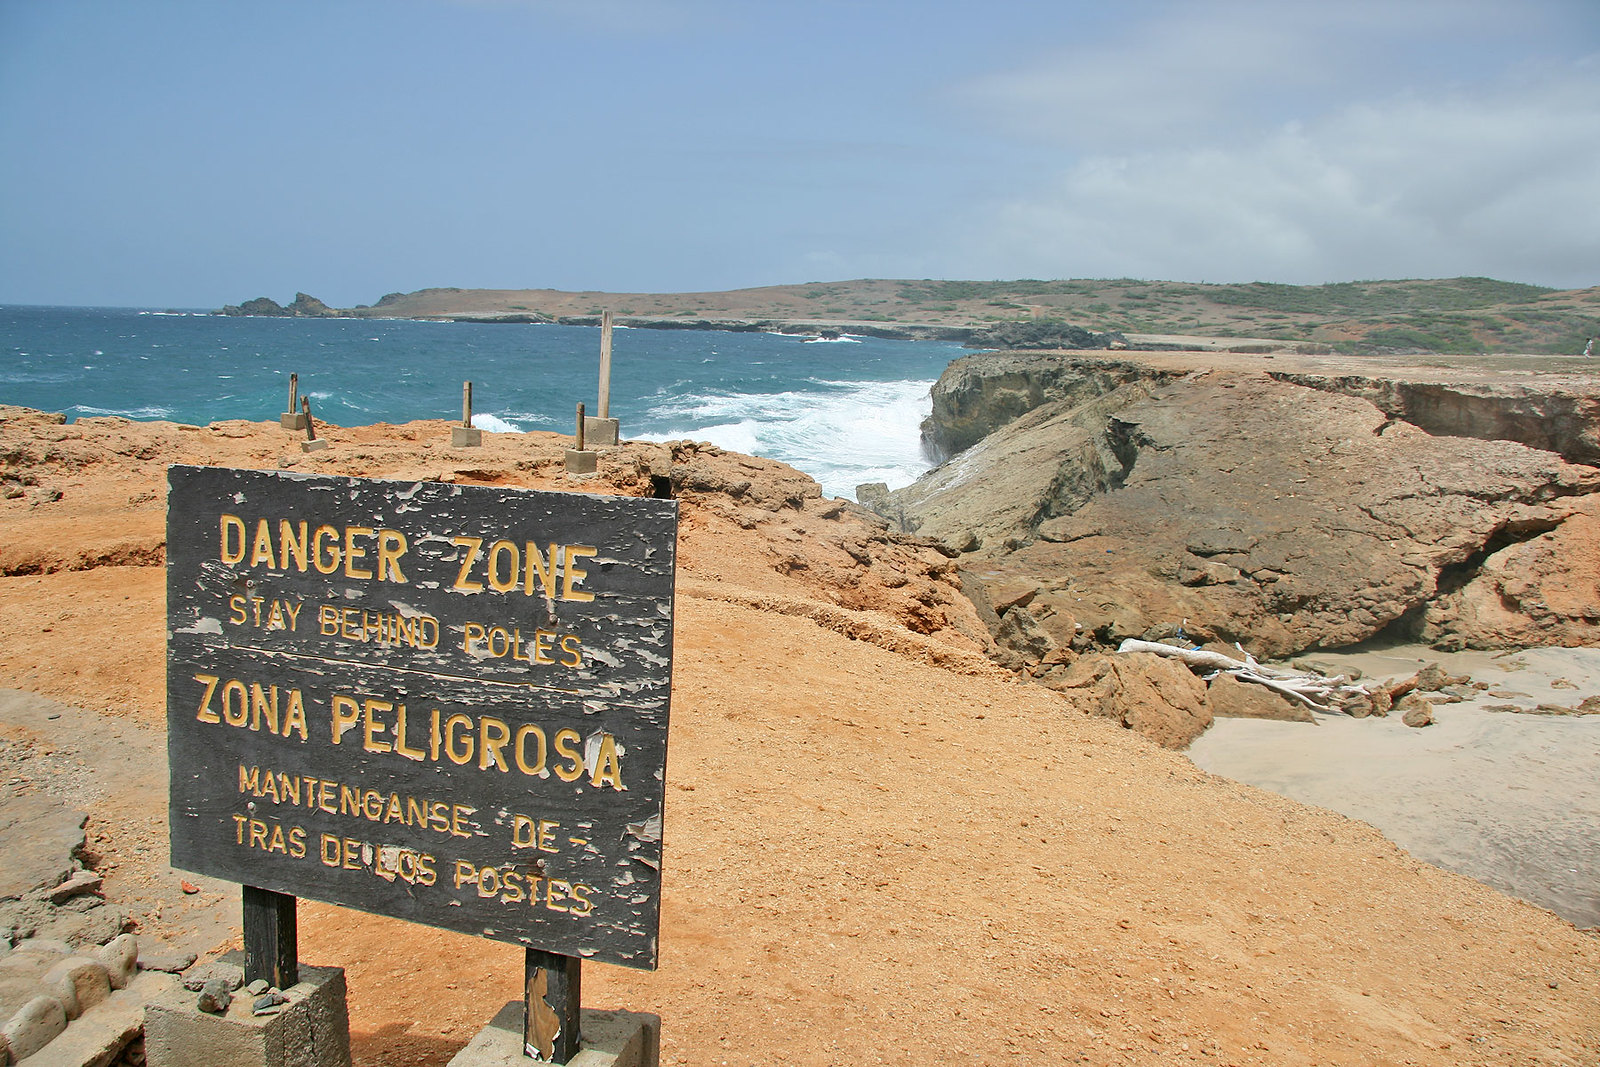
[252,991,288,1015]
[1,994,68,1060]
[1341,690,1373,718]
[196,977,232,1014]
[1414,663,1450,691]
[1208,673,1314,723]
[245,978,270,996]
[42,870,103,906]
[95,933,138,990]
[137,949,197,974]
[1398,693,1434,727]
[178,881,200,895]
[181,960,243,993]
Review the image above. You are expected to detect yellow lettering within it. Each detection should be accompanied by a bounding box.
[229,595,247,625]
[250,519,274,567]
[222,680,248,727]
[312,525,342,574]
[514,724,547,776]
[444,713,473,765]
[220,514,246,563]
[562,545,597,602]
[376,529,408,583]
[331,695,360,744]
[239,764,261,794]
[553,729,583,782]
[487,540,519,593]
[363,699,392,753]
[282,690,308,740]
[393,704,425,761]
[559,634,582,668]
[526,542,558,599]
[279,520,309,571]
[451,536,484,591]
[479,716,510,772]
[249,683,279,734]
[344,526,373,579]
[195,674,221,723]
[320,833,340,866]
[589,733,623,790]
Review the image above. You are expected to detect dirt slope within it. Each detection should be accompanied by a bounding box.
[1,406,1596,1066]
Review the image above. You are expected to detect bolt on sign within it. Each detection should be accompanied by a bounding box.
[166,466,677,969]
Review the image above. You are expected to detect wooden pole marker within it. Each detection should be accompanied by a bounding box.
[452,380,483,447]
[281,372,308,430]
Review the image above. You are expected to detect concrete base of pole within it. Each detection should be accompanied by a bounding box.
[564,450,598,475]
[299,439,329,453]
[280,413,308,430]
[583,418,620,448]
[144,962,351,1067]
[451,426,483,447]
[448,1003,658,1067]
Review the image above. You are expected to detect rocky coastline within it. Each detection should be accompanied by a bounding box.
[3,348,1599,1062]
[852,347,1600,745]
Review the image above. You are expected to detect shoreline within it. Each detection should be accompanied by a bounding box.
[1189,644,1600,930]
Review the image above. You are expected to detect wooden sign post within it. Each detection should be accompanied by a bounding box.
[167,467,677,1060]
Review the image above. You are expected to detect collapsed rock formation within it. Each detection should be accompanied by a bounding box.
[873,351,1600,674]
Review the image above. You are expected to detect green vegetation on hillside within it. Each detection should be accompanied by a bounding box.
[281,276,1599,356]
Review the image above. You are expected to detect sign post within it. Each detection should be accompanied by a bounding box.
[167,466,677,1060]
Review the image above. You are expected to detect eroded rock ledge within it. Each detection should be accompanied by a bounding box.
[870,351,1600,674]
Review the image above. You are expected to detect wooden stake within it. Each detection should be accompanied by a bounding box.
[463,381,473,428]
[598,312,613,420]
[301,396,317,440]
[287,373,299,414]
[575,402,586,451]
[242,885,299,989]
[524,948,581,1063]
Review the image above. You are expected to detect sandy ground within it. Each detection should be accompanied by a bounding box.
[1189,647,1600,931]
[2,409,1599,1066]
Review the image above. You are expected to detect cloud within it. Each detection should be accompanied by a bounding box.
[944,5,1600,288]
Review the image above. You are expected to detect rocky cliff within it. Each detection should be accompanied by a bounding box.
[871,351,1600,674]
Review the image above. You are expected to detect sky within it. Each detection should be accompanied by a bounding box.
[1,0,1597,308]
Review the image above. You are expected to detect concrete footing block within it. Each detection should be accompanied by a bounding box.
[452,426,483,447]
[582,418,620,448]
[143,963,350,1067]
[448,1003,658,1067]
[564,450,598,475]
[299,439,329,453]
[280,413,308,431]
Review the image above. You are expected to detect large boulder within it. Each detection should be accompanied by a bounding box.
[891,361,1600,658]
[1047,652,1212,749]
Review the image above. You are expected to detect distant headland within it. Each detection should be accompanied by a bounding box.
[221,276,1600,355]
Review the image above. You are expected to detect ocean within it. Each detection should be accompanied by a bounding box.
[0,306,968,500]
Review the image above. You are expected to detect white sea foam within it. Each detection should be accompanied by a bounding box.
[635,378,936,500]
[804,335,862,344]
[71,404,174,419]
[471,413,524,433]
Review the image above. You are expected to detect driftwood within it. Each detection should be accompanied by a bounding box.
[1116,639,1371,712]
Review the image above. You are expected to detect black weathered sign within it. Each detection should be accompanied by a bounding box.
[166,466,676,970]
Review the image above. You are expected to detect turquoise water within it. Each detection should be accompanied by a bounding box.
[0,306,967,499]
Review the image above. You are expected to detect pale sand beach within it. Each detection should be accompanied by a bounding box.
[1189,645,1600,929]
